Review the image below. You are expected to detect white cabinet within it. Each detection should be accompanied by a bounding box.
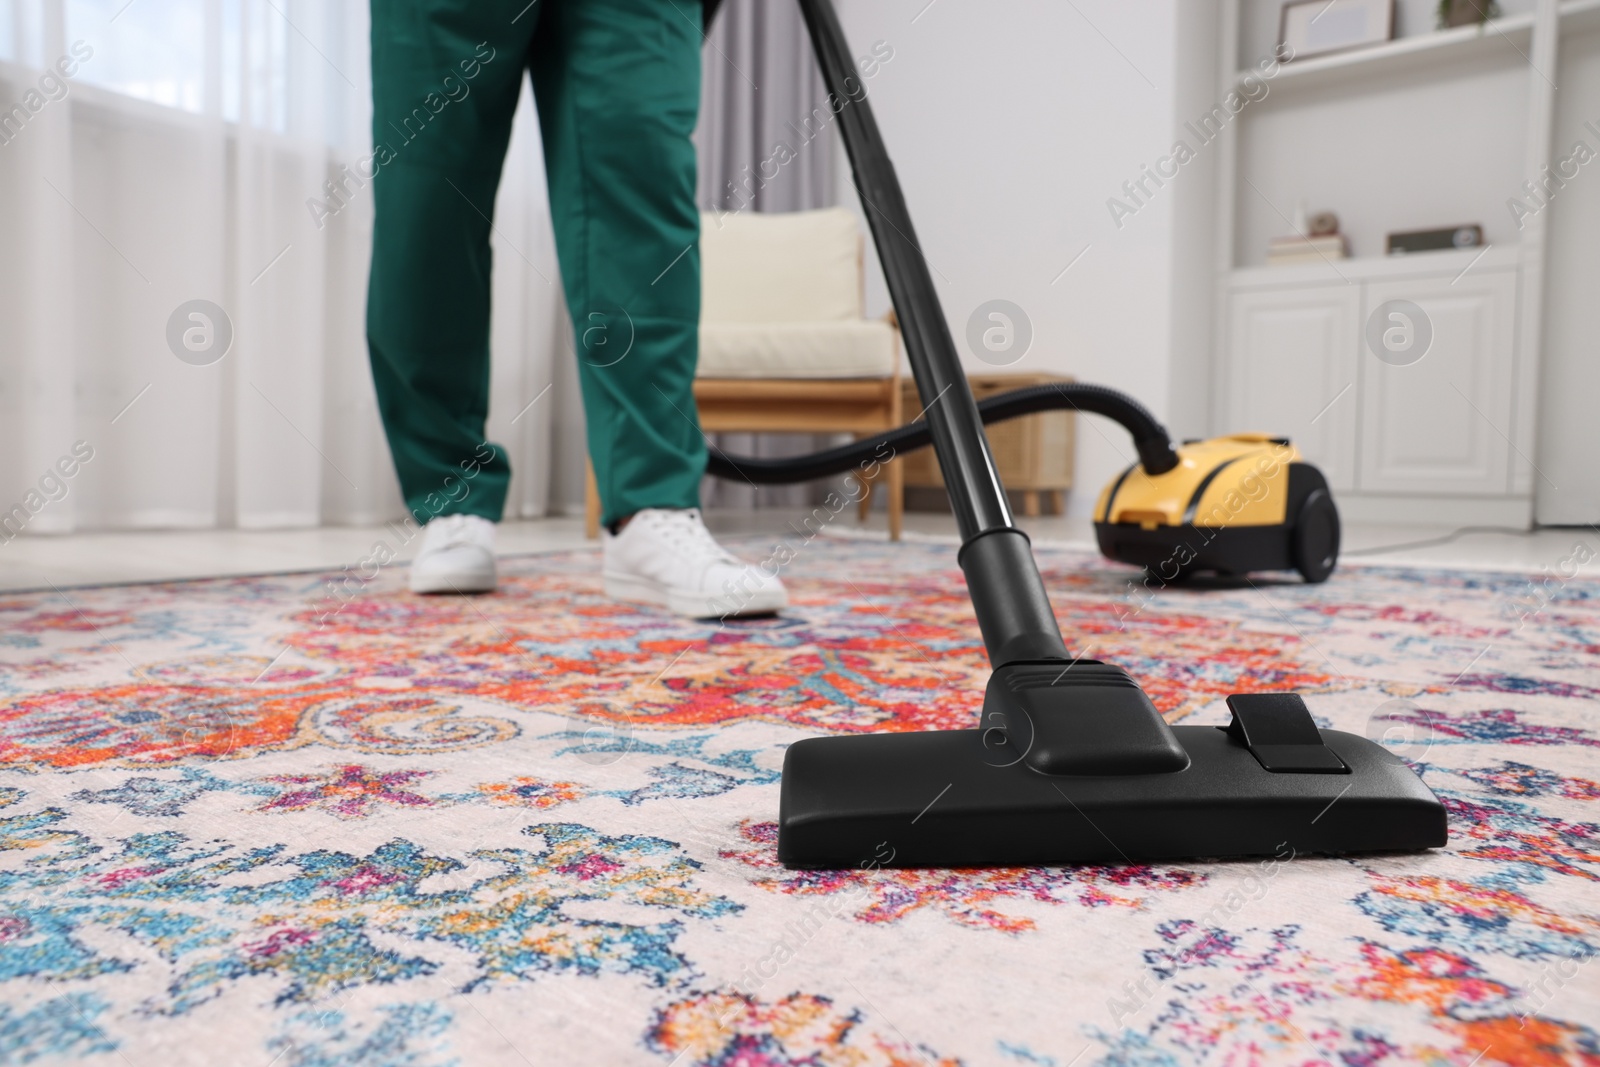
[1209,2,1575,526]
[1223,286,1360,492]
[1220,253,1526,524]
[1358,271,1518,495]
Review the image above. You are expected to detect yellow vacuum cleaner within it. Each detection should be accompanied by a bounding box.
[1094,433,1341,583]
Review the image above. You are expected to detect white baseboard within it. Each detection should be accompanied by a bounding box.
[1334,493,1534,528]
[236,512,323,531]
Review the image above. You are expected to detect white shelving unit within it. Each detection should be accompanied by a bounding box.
[1234,10,1538,88]
[1207,0,1582,526]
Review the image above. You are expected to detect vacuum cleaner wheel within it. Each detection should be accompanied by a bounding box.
[1292,488,1340,584]
[1147,560,1197,584]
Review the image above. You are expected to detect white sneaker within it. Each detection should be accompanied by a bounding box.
[602,508,787,618]
[409,513,497,594]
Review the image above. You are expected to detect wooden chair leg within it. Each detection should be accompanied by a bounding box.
[1049,489,1066,515]
[887,455,903,542]
[584,459,601,540]
[1022,490,1041,517]
[854,433,874,521]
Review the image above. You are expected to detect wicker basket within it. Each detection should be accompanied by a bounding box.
[900,373,1075,515]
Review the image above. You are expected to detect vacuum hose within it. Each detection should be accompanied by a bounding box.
[705,382,1180,485]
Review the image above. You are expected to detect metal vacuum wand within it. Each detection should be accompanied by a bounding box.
[795,0,1072,667]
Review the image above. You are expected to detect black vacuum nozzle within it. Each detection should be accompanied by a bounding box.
[778,683,1446,869]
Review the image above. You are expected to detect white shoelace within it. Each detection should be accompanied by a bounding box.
[632,509,735,565]
[425,514,489,550]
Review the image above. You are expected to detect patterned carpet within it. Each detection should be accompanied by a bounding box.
[0,536,1596,1066]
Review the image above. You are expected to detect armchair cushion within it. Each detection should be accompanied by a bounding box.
[699,319,896,379]
[699,207,864,323]
[698,207,895,379]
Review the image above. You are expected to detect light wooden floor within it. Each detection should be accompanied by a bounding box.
[0,509,1594,592]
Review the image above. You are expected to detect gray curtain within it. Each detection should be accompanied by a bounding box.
[697,0,834,213]
[696,0,839,510]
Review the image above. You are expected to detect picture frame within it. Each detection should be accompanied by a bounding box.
[1279,0,1395,61]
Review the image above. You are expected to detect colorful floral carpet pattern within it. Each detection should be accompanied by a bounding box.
[0,537,1596,1066]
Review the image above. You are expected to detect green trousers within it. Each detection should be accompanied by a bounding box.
[367,0,706,527]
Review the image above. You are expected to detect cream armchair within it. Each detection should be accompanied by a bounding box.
[585,206,904,539]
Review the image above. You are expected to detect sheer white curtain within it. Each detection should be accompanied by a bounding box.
[0,0,561,534]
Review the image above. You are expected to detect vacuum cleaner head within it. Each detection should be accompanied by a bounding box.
[763,0,1445,873]
[1093,434,1341,583]
[778,667,1447,868]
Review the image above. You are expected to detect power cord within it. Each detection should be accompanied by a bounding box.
[1341,525,1538,557]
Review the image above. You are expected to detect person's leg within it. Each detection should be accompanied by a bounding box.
[530,0,707,528]
[524,0,781,617]
[367,0,537,525]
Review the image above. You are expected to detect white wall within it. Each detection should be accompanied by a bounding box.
[834,0,1206,515]
[1536,23,1600,525]
[1167,0,1223,441]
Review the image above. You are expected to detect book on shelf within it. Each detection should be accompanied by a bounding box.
[1266,233,1349,266]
